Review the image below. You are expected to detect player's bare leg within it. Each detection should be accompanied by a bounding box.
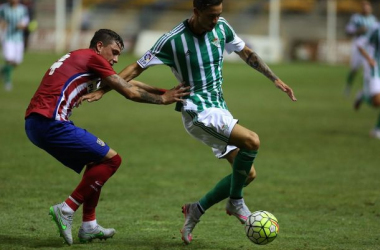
[370,94,380,139]
[345,68,358,97]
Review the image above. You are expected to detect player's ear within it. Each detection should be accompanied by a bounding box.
[193,7,200,17]
[95,41,103,55]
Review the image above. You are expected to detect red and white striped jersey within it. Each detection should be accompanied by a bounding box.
[25,49,116,121]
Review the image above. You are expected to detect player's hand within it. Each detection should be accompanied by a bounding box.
[78,89,105,105]
[161,83,190,105]
[274,79,297,101]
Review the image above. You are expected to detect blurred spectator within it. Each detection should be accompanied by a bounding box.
[344,0,377,96]
[0,0,29,91]
[21,0,37,50]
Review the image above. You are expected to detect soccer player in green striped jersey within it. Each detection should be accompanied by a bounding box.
[357,23,380,139]
[82,0,296,244]
[345,0,377,96]
[0,0,29,91]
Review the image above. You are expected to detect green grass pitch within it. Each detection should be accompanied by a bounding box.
[0,52,379,250]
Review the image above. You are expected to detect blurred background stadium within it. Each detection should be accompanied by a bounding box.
[2,1,380,249]
[13,0,380,64]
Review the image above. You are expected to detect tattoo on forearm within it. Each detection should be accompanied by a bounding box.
[247,51,278,82]
[246,52,254,64]
[108,75,133,89]
[108,75,163,104]
[137,88,163,104]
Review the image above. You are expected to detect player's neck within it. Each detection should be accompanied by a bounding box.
[188,16,205,36]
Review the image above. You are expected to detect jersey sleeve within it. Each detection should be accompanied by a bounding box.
[346,15,358,35]
[357,25,378,51]
[87,54,116,79]
[20,6,30,26]
[220,18,245,54]
[137,33,174,68]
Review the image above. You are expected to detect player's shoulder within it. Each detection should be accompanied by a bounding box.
[152,21,186,51]
[19,3,28,11]
[164,21,187,39]
[0,2,8,10]
[217,17,233,27]
[71,48,95,56]
[350,13,363,20]
[67,49,99,62]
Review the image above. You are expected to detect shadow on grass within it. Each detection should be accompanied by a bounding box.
[0,234,248,250]
[0,234,66,248]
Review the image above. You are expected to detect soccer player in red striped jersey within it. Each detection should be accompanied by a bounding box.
[25,29,189,245]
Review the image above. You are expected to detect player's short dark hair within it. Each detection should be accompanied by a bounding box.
[89,29,124,50]
[193,0,223,11]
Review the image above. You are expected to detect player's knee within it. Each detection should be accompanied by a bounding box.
[245,132,260,151]
[111,154,122,170]
[105,154,122,174]
[372,95,380,107]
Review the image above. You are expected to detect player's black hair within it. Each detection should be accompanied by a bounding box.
[89,29,124,50]
[193,0,223,11]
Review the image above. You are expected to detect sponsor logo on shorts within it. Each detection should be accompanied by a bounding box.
[96,138,105,146]
[138,51,154,67]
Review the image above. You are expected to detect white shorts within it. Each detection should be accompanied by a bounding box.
[181,108,238,158]
[363,63,380,99]
[2,41,24,64]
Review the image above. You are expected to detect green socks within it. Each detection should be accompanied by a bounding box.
[2,64,13,84]
[230,149,258,199]
[376,112,380,129]
[346,70,356,86]
[199,174,231,211]
[198,149,258,211]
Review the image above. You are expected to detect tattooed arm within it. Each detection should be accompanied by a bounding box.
[119,62,167,94]
[84,63,167,103]
[80,73,189,105]
[236,45,297,101]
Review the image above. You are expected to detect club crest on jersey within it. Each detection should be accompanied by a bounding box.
[96,138,105,146]
[138,51,154,67]
[211,37,220,48]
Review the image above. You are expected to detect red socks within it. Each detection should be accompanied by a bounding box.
[65,154,122,221]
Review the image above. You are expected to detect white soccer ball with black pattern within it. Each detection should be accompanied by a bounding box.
[245,210,279,245]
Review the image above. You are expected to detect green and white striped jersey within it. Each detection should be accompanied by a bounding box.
[346,13,377,40]
[359,23,380,77]
[137,17,245,112]
[0,3,29,42]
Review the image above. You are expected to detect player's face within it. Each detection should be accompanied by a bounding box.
[196,3,223,32]
[97,41,121,66]
[362,2,372,15]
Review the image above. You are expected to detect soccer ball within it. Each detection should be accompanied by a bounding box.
[245,210,279,245]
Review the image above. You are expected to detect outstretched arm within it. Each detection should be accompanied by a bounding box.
[79,73,188,105]
[79,62,176,104]
[119,62,168,94]
[358,45,376,67]
[236,46,297,101]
